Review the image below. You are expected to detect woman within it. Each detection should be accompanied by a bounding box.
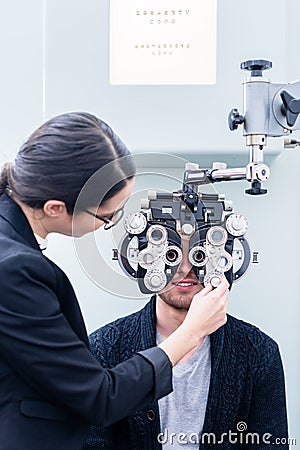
[0,112,228,450]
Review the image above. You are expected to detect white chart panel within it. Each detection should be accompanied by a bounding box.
[109,0,217,85]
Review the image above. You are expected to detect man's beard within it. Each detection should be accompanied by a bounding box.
[159,283,203,311]
[158,264,204,310]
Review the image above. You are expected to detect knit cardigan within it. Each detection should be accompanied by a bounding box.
[84,297,288,450]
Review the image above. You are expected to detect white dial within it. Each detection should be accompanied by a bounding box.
[144,270,167,292]
[226,214,248,237]
[124,212,147,235]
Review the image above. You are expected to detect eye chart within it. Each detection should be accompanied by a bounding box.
[109,0,217,85]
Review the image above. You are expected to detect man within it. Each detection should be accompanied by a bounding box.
[84,239,288,449]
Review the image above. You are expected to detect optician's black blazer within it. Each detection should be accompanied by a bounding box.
[0,194,172,450]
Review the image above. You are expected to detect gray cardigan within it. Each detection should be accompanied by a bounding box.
[85,297,288,449]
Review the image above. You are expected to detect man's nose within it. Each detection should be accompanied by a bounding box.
[177,239,192,276]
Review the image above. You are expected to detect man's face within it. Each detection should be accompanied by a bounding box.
[158,238,204,311]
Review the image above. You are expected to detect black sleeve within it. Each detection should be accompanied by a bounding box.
[0,253,172,426]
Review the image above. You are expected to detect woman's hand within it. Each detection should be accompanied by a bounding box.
[158,278,229,366]
[183,278,229,343]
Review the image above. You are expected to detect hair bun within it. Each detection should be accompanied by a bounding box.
[0,162,13,195]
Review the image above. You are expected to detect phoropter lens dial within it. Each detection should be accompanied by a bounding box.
[147,225,168,245]
[124,212,147,235]
[226,214,248,237]
[188,246,208,267]
[144,270,167,292]
[138,248,159,269]
[163,246,182,267]
[207,226,228,246]
[204,272,222,288]
[215,250,233,272]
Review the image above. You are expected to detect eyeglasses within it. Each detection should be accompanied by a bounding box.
[84,207,124,230]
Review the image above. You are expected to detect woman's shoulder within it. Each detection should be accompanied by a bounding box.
[0,220,64,279]
[0,237,59,291]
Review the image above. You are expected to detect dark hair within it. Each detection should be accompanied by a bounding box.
[0,112,135,213]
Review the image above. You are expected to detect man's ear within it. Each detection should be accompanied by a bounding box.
[43,200,68,218]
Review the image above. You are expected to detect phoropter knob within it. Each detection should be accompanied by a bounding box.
[228,108,244,131]
[240,59,272,77]
[280,90,300,127]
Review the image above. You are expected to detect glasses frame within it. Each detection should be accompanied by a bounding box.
[84,207,124,230]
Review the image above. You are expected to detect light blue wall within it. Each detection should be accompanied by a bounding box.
[1,0,299,444]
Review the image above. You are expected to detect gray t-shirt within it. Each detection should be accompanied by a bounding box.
[157,332,211,449]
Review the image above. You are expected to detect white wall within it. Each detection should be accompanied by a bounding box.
[0,0,43,161]
[1,0,299,444]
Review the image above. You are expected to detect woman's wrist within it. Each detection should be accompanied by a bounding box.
[158,323,203,367]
